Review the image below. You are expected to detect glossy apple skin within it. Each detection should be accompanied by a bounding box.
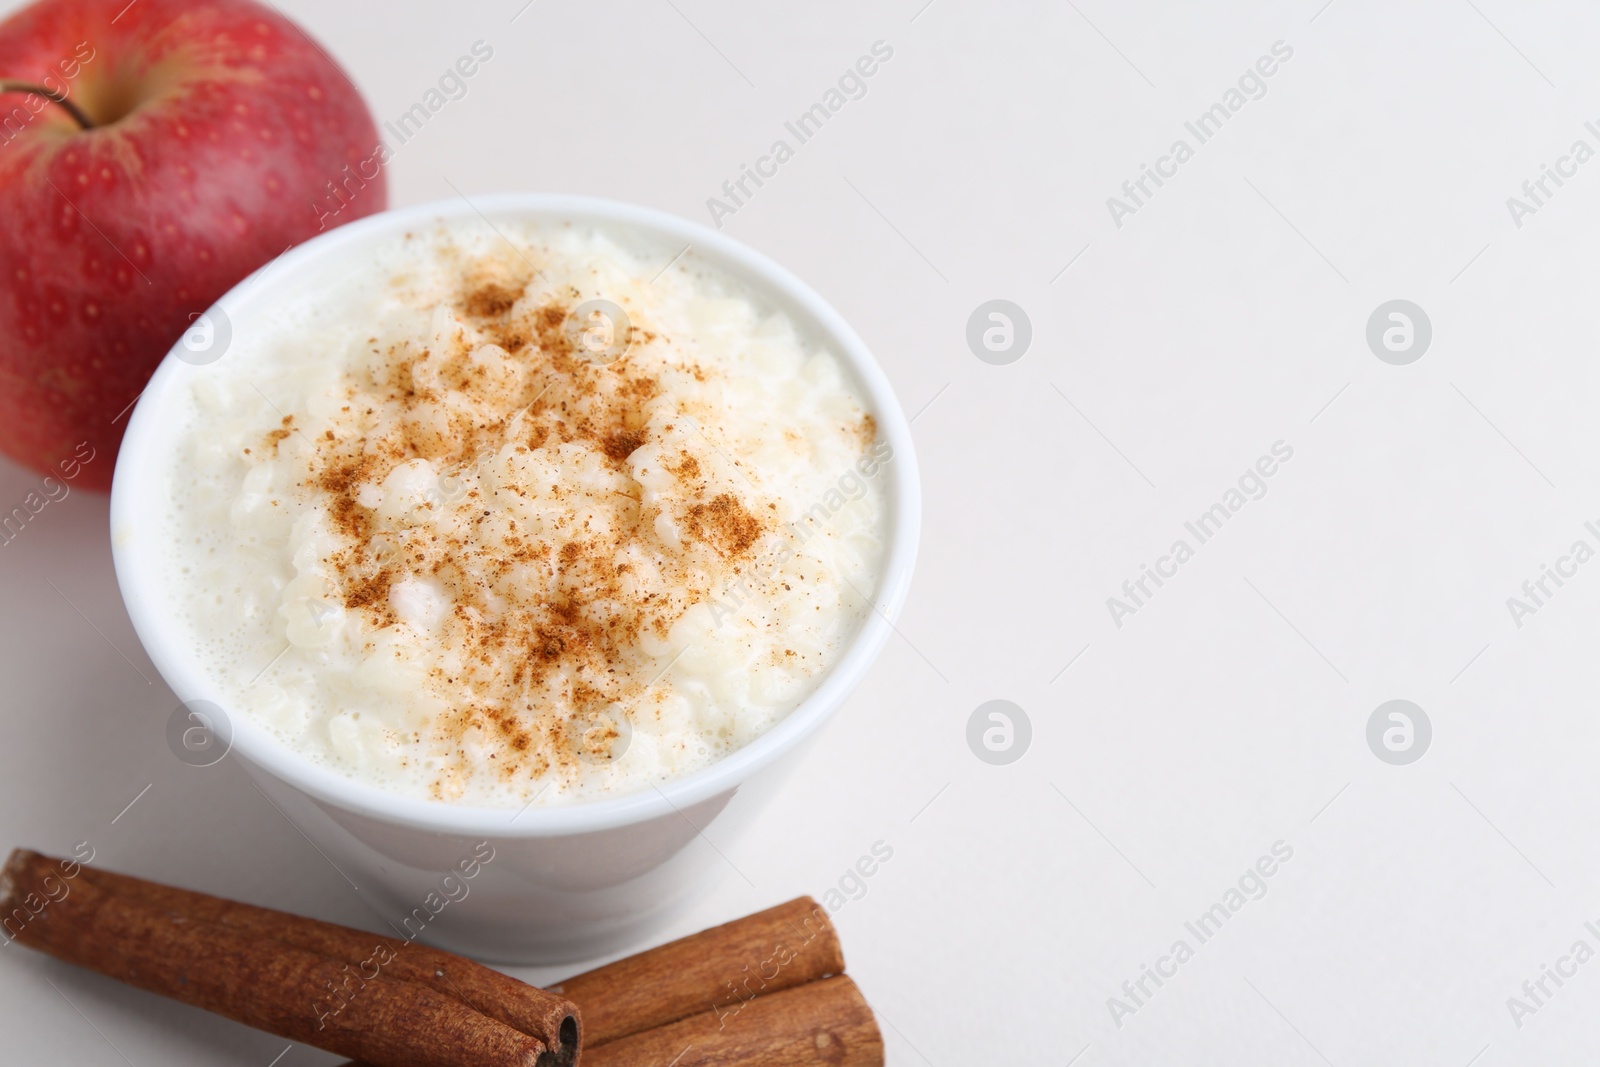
[0,0,387,489]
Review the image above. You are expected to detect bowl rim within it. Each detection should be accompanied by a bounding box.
[109,193,921,838]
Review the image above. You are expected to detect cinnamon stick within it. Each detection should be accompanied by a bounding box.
[337,898,853,1067]
[70,857,577,1055]
[551,896,844,1045]
[88,862,836,1046]
[0,850,577,1067]
[584,975,882,1067]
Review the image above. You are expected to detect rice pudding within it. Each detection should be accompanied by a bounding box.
[159,222,891,807]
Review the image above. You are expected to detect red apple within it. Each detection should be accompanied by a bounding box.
[0,0,387,489]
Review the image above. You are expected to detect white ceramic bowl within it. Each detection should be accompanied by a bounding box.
[109,194,920,963]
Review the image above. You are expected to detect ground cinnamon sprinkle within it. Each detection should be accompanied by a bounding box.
[463,281,521,319]
[343,567,395,614]
[263,416,294,454]
[668,452,700,481]
[289,248,779,796]
[687,493,763,558]
[602,429,646,464]
[857,413,877,450]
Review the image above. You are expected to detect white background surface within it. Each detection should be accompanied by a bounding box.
[5,0,1600,1063]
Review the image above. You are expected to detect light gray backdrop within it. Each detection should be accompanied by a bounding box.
[2,0,1598,1063]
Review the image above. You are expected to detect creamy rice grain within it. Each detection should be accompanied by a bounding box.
[162,224,890,807]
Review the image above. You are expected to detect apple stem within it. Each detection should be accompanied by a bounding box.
[0,80,93,130]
